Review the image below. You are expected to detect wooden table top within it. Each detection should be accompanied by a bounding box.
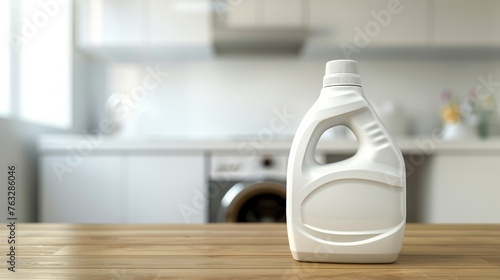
[1,223,499,279]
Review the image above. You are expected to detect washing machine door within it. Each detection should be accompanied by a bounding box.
[217,181,286,223]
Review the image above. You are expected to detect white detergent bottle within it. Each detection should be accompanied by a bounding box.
[286,59,406,263]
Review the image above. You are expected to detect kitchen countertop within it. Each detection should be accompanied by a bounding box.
[2,224,499,279]
[38,134,500,154]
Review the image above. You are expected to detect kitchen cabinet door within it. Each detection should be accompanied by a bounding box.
[101,0,146,45]
[40,156,124,223]
[309,0,427,46]
[126,154,206,223]
[420,154,500,223]
[433,0,498,46]
[149,0,211,45]
[224,0,302,28]
[76,0,212,56]
[309,0,379,43]
[371,0,428,46]
[76,0,146,46]
[223,0,258,27]
[260,0,302,27]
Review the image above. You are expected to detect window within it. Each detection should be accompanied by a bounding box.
[1,0,72,128]
[0,0,10,116]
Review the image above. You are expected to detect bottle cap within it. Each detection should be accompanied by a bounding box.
[323,59,362,87]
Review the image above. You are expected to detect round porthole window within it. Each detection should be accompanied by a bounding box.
[236,192,286,223]
[218,181,286,223]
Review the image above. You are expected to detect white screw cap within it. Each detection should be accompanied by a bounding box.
[323,59,362,87]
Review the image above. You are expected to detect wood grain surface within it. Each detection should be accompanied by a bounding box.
[0,224,499,279]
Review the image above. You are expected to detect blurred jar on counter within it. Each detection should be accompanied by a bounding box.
[439,89,496,140]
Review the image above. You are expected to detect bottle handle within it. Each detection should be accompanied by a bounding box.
[299,111,353,170]
[299,106,399,173]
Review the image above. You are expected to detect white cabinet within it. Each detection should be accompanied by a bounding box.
[421,154,500,223]
[225,0,302,27]
[149,0,211,45]
[308,0,428,46]
[95,0,145,45]
[309,0,377,43]
[126,154,206,223]
[261,0,302,27]
[433,0,498,46]
[76,0,211,48]
[76,0,146,46]
[40,156,124,223]
[40,153,207,223]
[223,0,258,27]
[372,0,428,46]
[306,0,500,55]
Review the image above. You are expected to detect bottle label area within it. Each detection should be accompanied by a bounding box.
[300,178,404,233]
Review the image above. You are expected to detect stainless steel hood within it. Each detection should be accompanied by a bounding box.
[213,27,307,55]
[212,1,307,55]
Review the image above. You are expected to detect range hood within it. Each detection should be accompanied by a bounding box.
[213,27,308,55]
[212,2,308,55]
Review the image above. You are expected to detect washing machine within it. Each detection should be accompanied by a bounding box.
[208,152,288,223]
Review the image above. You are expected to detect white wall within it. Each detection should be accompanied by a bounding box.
[91,57,500,138]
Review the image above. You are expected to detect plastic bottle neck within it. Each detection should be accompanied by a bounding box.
[323,84,362,88]
[320,84,365,99]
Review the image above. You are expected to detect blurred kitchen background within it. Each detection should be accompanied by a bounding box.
[1,0,499,224]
